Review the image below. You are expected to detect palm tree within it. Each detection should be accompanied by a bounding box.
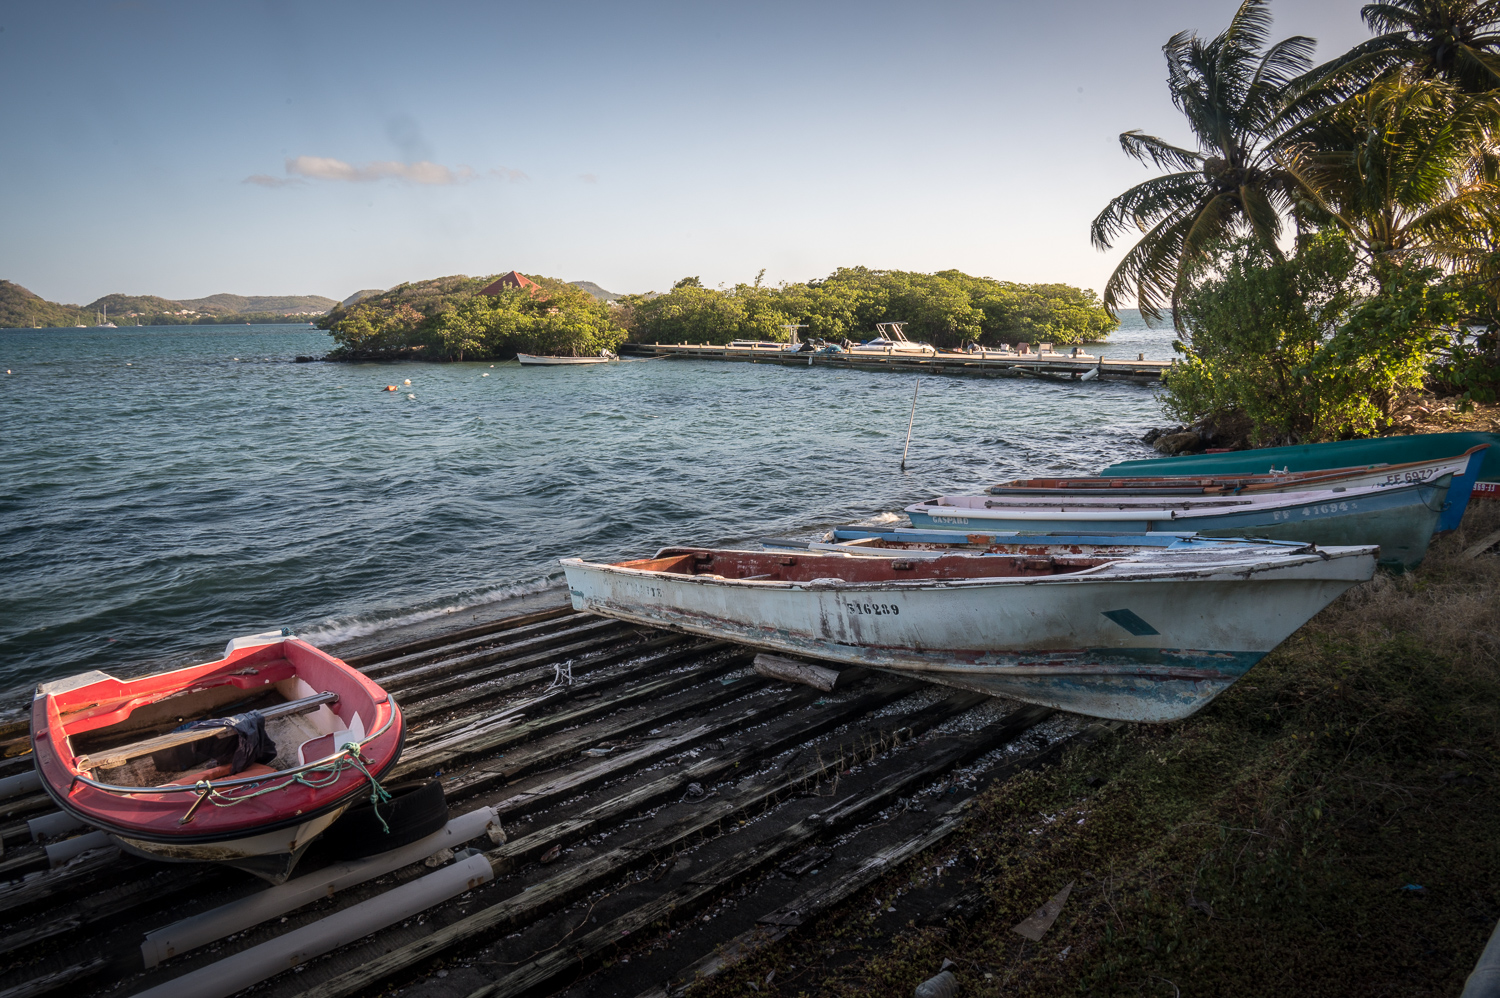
[1278,74,1500,280]
[1091,0,1315,324]
[1295,0,1500,98]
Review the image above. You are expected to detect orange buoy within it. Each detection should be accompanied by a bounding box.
[384,385,397,391]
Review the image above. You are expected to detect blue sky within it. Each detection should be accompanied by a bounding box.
[1,1,1370,304]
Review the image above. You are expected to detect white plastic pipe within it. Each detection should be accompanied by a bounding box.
[46,830,111,867]
[130,851,493,998]
[0,769,40,799]
[28,809,87,840]
[140,806,501,968]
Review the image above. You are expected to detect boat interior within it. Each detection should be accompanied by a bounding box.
[617,548,1111,582]
[822,537,1156,558]
[920,494,1258,511]
[56,649,366,789]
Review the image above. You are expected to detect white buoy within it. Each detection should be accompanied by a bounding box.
[407,393,416,399]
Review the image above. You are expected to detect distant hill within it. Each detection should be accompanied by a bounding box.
[86,292,337,318]
[0,280,86,328]
[570,281,621,302]
[341,289,385,308]
[0,280,338,328]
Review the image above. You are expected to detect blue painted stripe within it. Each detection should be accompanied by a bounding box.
[1101,608,1160,636]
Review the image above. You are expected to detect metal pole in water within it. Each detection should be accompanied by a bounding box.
[901,379,921,471]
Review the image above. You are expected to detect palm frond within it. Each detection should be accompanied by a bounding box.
[1118,131,1204,171]
[1091,172,1209,250]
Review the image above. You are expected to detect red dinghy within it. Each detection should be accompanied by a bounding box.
[31,630,404,882]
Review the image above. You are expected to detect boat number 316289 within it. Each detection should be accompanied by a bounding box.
[845,602,900,616]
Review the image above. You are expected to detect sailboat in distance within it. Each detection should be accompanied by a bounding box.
[92,304,118,329]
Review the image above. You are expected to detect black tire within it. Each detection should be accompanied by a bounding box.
[324,779,448,859]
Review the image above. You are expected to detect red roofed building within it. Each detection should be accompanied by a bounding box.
[479,271,545,298]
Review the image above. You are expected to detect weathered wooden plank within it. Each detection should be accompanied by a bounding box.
[344,606,578,671]
[286,694,1029,998]
[461,706,1052,998]
[391,654,751,780]
[401,634,704,729]
[752,654,863,692]
[375,618,630,692]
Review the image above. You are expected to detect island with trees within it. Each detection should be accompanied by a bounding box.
[317,268,1117,361]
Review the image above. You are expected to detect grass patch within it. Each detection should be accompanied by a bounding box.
[692,504,1500,997]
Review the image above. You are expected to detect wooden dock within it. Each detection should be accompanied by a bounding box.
[0,602,1112,998]
[620,342,1170,383]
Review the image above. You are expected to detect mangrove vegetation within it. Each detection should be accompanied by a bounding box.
[317,268,1118,361]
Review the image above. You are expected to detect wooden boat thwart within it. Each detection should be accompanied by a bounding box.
[562,542,1377,723]
[907,476,1451,570]
[30,630,404,882]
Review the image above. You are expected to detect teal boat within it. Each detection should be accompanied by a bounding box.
[1102,432,1498,533]
[906,476,1451,571]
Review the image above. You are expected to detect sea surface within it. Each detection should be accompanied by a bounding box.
[0,315,1178,709]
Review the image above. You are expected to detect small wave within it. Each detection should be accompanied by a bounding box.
[844,511,910,528]
[299,575,565,648]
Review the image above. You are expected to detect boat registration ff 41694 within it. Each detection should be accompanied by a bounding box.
[1271,499,1360,521]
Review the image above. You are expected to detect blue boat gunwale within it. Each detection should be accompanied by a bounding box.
[1103,434,1494,534]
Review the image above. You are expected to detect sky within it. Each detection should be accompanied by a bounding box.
[0,0,1374,305]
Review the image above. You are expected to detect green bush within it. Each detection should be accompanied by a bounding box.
[1163,236,1451,443]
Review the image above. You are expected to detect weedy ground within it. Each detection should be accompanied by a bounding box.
[691,503,1500,998]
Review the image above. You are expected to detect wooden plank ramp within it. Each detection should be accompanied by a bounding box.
[0,601,1091,998]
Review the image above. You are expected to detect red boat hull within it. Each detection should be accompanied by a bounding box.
[31,636,403,846]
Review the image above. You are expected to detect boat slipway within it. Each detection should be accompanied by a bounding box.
[561,541,1376,723]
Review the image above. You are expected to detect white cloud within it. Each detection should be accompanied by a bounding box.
[491,167,529,183]
[286,155,477,184]
[242,173,305,188]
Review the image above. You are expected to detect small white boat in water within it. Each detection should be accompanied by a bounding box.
[848,322,937,356]
[561,539,1377,723]
[516,350,618,366]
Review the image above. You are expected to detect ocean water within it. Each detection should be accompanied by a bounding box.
[0,315,1177,707]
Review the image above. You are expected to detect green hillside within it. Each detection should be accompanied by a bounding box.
[170,294,337,316]
[0,281,86,328]
[0,281,339,328]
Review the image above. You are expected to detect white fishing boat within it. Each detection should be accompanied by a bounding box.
[726,324,810,353]
[561,540,1376,723]
[847,322,937,356]
[516,350,618,366]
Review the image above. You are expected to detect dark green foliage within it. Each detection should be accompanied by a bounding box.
[1162,236,1463,442]
[1297,0,1500,97]
[620,268,1116,348]
[320,274,627,361]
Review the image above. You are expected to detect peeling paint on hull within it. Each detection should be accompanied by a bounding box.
[561,547,1375,723]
